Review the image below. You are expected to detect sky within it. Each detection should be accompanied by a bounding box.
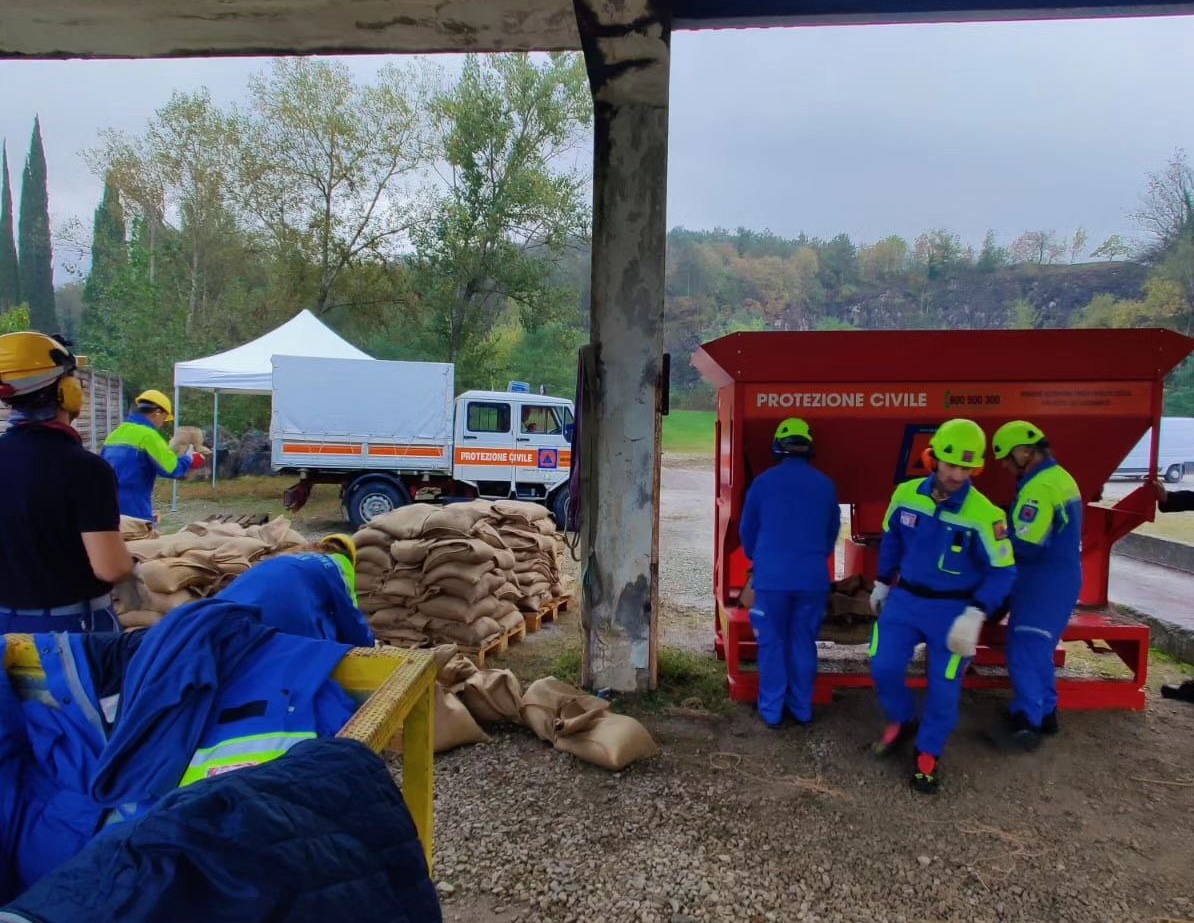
[0,14,1193,282]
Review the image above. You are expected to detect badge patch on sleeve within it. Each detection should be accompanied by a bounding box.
[1018,504,1038,523]
[993,519,1009,540]
[899,511,918,528]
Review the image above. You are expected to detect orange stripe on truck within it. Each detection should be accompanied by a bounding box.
[281,443,362,456]
[454,448,572,468]
[367,445,444,459]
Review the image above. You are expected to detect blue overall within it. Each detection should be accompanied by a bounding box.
[739,456,840,725]
[870,477,1017,756]
[100,413,195,522]
[1006,459,1083,727]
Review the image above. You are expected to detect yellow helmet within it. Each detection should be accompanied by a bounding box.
[135,389,174,422]
[321,533,357,567]
[0,331,85,416]
[774,417,812,443]
[992,420,1046,460]
[930,418,986,469]
[773,417,814,457]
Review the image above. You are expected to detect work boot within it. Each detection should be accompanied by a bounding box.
[1040,709,1060,735]
[985,711,1042,753]
[1160,679,1194,703]
[910,751,941,795]
[871,720,918,758]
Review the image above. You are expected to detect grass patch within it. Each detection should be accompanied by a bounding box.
[663,410,715,455]
[622,647,730,715]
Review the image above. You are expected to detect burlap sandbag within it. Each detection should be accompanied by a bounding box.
[244,517,294,550]
[422,559,495,589]
[358,596,393,616]
[496,581,522,601]
[356,546,393,572]
[169,425,211,456]
[119,516,158,542]
[352,527,391,549]
[533,518,558,537]
[356,573,383,595]
[139,558,219,594]
[554,713,660,771]
[369,504,439,540]
[493,499,551,521]
[470,520,509,551]
[379,575,421,599]
[418,594,475,623]
[375,627,428,647]
[391,686,489,754]
[437,652,476,687]
[389,539,433,566]
[423,503,495,535]
[118,609,164,629]
[520,677,610,744]
[497,609,525,634]
[458,669,524,725]
[516,594,544,613]
[369,606,419,629]
[143,587,203,614]
[184,521,245,538]
[427,572,505,604]
[424,616,503,647]
[422,539,503,570]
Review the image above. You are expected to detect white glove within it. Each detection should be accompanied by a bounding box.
[946,606,985,657]
[870,582,890,616]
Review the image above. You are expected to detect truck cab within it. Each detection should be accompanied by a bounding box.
[453,389,574,505]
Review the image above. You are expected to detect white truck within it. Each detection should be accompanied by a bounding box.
[1112,416,1194,483]
[270,355,574,529]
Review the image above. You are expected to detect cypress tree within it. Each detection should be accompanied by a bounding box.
[82,174,127,349]
[18,117,56,332]
[0,143,19,311]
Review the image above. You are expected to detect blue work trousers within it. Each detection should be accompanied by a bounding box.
[1007,578,1079,727]
[869,589,969,757]
[749,590,828,725]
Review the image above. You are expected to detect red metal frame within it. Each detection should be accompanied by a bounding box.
[695,329,1194,711]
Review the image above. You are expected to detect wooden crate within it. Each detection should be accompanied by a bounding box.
[3,635,438,869]
[524,595,573,633]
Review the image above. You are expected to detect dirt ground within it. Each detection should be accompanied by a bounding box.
[161,463,1194,922]
[431,457,1194,923]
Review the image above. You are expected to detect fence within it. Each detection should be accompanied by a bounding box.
[0,367,125,451]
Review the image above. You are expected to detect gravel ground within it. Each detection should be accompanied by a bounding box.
[400,457,1194,923]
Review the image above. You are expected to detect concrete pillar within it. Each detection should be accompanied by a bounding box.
[573,0,671,692]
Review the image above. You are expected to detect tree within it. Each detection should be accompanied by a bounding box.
[18,117,55,332]
[409,53,592,383]
[1069,227,1088,264]
[0,305,29,334]
[857,235,908,282]
[976,230,1009,272]
[1010,230,1066,265]
[81,173,128,349]
[1092,234,1131,262]
[0,143,19,311]
[235,58,430,314]
[912,229,968,278]
[1009,298,1040,329]
[1133,149,1194,255]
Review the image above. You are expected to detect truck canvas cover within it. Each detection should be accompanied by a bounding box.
[271,356,455,473]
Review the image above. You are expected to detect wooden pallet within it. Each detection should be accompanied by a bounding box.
[460,632,509,668]
[524,596,573,633]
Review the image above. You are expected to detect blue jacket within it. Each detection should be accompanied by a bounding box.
[215,554,374,647]
[1009,458,1083,602]
[2,738,442,923]
[739,457,840,593]
[100,414,195,521]
[878,476,1017,615]
[1,602,357,902]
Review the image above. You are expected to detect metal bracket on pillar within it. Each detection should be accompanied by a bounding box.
[573,0,672,693]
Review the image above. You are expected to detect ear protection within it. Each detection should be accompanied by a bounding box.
[921,448,984,478]
[59,373,83,418]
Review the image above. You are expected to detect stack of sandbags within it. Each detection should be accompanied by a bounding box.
[822,574,877,645]
[116,516,307,629]
[489,500,565,612]
[521,676,660,771]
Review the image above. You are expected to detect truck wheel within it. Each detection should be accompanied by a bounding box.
[345,480,409,529]
[551,486,571,533]
[1165,464,1184,484]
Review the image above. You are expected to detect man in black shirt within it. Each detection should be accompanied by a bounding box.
[1151,478,1194,703]
[0,331,133,632]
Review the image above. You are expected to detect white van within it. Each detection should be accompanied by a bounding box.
[1113,416,1194,483]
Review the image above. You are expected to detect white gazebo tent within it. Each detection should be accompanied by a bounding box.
[171,309,371,507]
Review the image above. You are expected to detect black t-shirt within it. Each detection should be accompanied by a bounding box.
[0,424,121,609]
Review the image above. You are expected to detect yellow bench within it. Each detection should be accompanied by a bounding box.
[2,635,438,869]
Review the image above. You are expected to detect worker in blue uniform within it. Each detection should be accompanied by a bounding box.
[101,389,204,522]
[215,534,373,647]
[869,418,1016,793]
[739,417,840,728]
[987,420,1082,749]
